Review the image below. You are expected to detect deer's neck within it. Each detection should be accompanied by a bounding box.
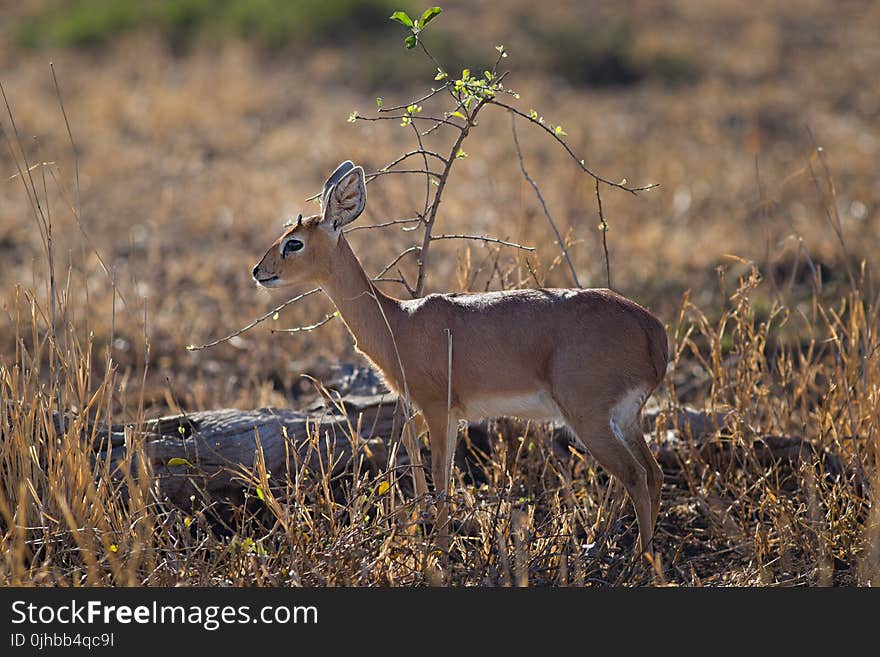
[321,236,406,386]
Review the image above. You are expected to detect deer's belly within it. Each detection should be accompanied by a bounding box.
[461,390,563,422]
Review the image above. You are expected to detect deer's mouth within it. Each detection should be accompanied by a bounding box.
[255,275,280,288]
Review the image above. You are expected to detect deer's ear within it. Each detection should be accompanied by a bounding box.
[321,165,366,234]
[321,161,355,210]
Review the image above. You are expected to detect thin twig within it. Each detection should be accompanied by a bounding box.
[376,246,421,279]
[431,234,535,251]
[45,165,127,306]
[595,179,611,289]
[345,217,422,233]
[380,148,448,168]
[378,84,449,113]
[525,257,543,287]
[355,113,464,129]
[805,127,856,292]
[6,160,56,181]
[1,80,48,242]
[494,99,658,194]
[410,120,434,238]
[50,62,80,222]
[367,169,441,181]
[395,268,417,297]
[271,312,338,334]
[415,99,489,296]
[510,114,582,288]
[186,288,320,350]
[418,40,444,75]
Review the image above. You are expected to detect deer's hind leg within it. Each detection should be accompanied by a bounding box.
[611,389,663,532]
[554,389,656,556]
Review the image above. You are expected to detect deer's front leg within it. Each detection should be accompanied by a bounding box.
[422,405,459,550]
[399,411,428,503]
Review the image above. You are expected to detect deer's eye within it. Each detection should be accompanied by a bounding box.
[282,239,303,256]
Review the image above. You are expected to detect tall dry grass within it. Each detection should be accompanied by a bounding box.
[1,114,878,584]
[1,1,879,585]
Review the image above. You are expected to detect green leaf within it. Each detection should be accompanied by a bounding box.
[376,97,383,109]
[434,69,448,81]
[347,111,359,123]
[167,458,193,468]
[420,7,442,27]
[256,486,266,501]
[450,110,466,119]
[455,149,468,159]
[404,34,417,49]
[389,11,413,27]
[377,481,390,496]
[529,109,538,120]
[554,125,567,136]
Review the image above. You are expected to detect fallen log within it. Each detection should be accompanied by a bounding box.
[73,384,857,513]
[91,393,401,509]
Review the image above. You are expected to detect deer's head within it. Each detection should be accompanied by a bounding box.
[252,161,366,288]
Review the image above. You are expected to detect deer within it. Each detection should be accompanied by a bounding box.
[252,161,668,555]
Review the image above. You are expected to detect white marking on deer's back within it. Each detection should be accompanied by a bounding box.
[399,289,581,315]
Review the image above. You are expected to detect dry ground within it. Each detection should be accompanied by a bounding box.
[1,0,879,585]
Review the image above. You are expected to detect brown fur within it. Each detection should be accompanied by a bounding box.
[253,164,668,554]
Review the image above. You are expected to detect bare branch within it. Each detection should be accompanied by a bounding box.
[305,164,442,204]
[415,99,491,296]
[431,233,535,251]
[375,270,417,297]
[187,288,321,351]
[595,179,611,289]
[271,312,338,334]
[354,113,465,130]
[7,160,56,180]
[417,40,444,75]
[420,120,446,137]
[525,257,544,287]
[366,169,441,181]
[396,268,417,297]
[510,114,582,288]
[408,120,434,241]
[381,148,448,169]
[378,84,449,113]
[494,100,658,195]
[376,246,421,279]
[345,217,422,233]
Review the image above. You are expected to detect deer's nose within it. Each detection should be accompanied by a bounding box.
[252,265,260,279]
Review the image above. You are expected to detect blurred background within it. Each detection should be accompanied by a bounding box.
[1,0,878,412]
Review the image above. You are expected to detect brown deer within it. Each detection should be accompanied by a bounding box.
[252,161,668,554]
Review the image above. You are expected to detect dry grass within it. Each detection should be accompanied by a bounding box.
[1,0,879,585]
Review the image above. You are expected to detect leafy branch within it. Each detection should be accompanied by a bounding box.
[193,5,656,348]
[348,6,657,297]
